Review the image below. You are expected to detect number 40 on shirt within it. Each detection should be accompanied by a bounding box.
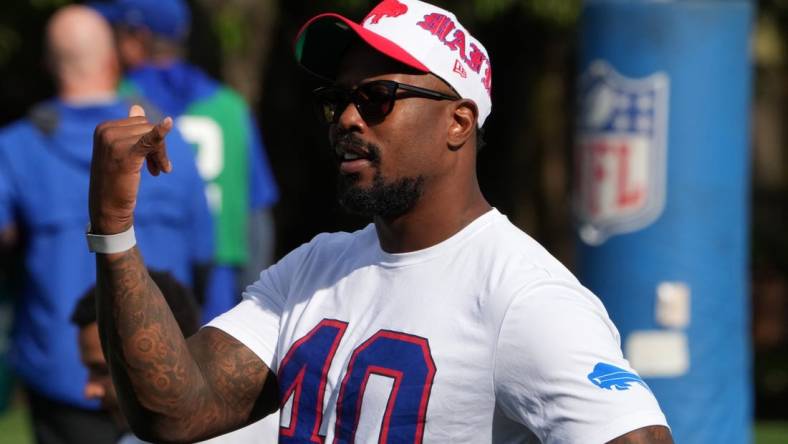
[277,319,436,443]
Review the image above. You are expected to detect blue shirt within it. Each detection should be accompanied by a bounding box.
[0,98,213,407]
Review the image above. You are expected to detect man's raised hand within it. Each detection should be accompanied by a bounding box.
[89,105,174,235]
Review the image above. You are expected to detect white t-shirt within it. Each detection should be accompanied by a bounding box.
[208,209,667,443]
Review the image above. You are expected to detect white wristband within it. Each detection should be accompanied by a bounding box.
[86,224,136,254]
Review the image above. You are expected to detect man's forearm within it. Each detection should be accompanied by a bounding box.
[89,109,274,441]
[96,247,212,441]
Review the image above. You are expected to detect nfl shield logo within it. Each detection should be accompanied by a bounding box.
[575,60,670,245]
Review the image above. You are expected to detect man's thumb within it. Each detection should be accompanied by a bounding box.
[129,104,146,118]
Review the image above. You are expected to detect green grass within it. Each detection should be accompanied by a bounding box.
[0,405,33,444]
[756,421,788,444]
[0,402,786,443]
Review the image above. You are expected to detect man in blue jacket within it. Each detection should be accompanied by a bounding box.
[91,0,280,322]
[0,6,213,443]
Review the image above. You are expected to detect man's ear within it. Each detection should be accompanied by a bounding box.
[447,100,477,150]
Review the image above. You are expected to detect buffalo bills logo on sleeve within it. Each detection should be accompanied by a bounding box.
[588,362,650,391]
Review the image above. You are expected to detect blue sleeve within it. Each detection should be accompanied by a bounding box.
[0,134,18,229]
[247,114,279,209]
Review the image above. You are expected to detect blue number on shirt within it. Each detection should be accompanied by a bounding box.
[278,321,436,444]
[333,330,436,444]
[278,319,348,443]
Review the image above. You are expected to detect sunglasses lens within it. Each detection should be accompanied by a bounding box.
[355,82,395,122]
[313,82,398,124]
[313,87,349,123]
[319,103,335,123]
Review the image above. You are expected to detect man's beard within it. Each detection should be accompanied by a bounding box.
[334,134,424,219]
[338,171,424,219]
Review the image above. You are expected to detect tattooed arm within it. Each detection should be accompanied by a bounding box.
[608,425,674,443]
[90,106,277,442]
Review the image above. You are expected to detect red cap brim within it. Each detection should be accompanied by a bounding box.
[294,13,429,81]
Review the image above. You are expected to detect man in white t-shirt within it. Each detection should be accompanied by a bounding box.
[86,0,673,442]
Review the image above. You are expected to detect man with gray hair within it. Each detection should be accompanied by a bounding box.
[0,5,212,443]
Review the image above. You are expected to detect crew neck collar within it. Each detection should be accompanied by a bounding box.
[372,208,501,268]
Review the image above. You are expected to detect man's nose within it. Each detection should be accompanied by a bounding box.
[335,101,365,132]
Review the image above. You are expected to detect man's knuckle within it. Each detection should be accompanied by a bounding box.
[99,128,116,147]
[138,134,152,149]
[149,130,162,143]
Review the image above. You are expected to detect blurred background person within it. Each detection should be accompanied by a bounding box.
[0,5,213,443]
[72,270,278,444]
[91,0,281,323]
[71,271,201,443]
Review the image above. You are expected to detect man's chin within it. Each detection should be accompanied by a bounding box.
[338,188,377,218]
[336,174,425,219]
[337,173,372,210]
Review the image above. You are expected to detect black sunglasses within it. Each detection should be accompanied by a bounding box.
[312,80,460,125]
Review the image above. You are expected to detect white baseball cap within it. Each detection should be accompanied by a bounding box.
[295,0,493,127]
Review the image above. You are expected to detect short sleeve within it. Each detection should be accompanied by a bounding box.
[494,281,668,443]
[206,241,309,371]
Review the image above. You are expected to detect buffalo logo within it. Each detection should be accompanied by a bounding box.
[365,0,408,25]
[588,362,649,391]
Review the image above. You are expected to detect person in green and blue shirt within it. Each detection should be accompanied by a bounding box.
[0,6,213,443]
[91,0,280,323]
